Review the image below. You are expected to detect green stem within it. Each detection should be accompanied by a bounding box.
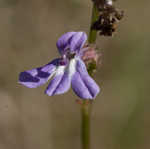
[81,101,91,149]
[81,3,99,149]
[88,4,99,44]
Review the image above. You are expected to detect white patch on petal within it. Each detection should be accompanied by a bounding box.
[53,58,76,79]
[55,66,66,76]
[47,70,57,80]
[68,58,76,77]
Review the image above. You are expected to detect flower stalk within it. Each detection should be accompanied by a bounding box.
[81,100,91,149]
[81,3,99,149]
[88,4,99,44]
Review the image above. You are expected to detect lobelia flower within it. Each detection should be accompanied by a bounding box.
[19,32,100,99]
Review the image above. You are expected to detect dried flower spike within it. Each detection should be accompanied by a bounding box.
[92,0,124,36]
[19,32,100,99]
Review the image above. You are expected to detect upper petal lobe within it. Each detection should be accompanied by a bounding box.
[56,32,76,55]
[56,31,87,55]
[70,32,87,53]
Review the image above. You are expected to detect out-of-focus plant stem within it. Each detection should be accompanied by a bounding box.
[88,4,99,44]
[81,3,99,149]
[81,101,91,149]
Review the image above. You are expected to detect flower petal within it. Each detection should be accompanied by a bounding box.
[56,32,76,55]
[70,32,87,53]
[45,59,77,96]
[71,59,100,99]
[19,59,59,88]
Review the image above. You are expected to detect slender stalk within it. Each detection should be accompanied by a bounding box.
[88,3,99,44]
[81,3,99,149]
[81,101,91,149]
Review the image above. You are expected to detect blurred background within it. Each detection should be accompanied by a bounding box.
[0,0,150,149]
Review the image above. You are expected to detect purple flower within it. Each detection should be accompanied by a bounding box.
[19,32,100,99]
